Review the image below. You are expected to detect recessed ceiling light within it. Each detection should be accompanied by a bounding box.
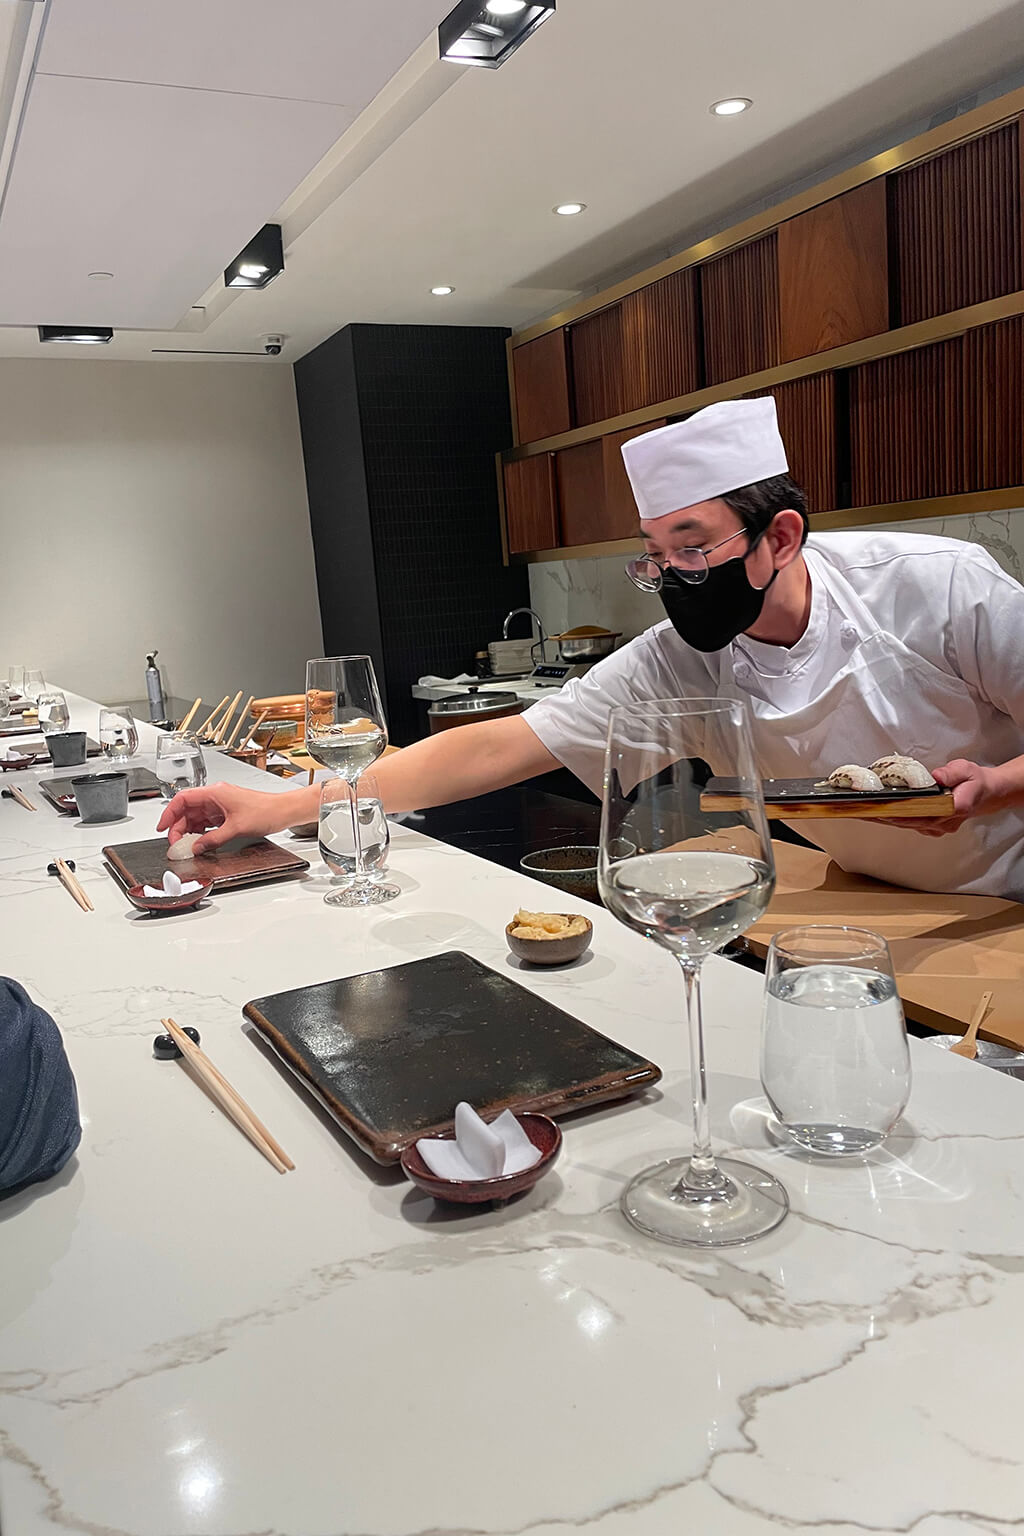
[488,1,528,13]
[38,325,113,345]
[439,0,554,69]
[87,271,114,281]
[554,202,586,216]
[431,285,455,296]
[710,97,752,116]
[224,225,284,289]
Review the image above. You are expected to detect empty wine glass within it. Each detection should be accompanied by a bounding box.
[304,657,398,907]
[37,690,70,735]
[318,772,392,904]
[6,666,25,700]
[155,732,207,801]
[599,697,788,1248]
[99,706,138,763]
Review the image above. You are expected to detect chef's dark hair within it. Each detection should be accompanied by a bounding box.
[722,475,809,546]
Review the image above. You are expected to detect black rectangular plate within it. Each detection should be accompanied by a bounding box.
[244,950,661,1164]
[706,775,946,804]
[39,766,162,812]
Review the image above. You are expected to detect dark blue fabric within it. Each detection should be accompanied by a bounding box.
[0,978,81,1195]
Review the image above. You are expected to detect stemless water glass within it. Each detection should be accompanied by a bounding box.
[318,773,391,903]
[99,706,139,763]
[155,732,207,801]
[761,926,911,1156]
[7,666,25,700]
[23,669,45,701]
[304,657,399,907]
[599,697,787,1248]
[37,690,70,735]
[0,682,10,721]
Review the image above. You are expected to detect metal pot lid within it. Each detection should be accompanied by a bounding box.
[428,692,521,714]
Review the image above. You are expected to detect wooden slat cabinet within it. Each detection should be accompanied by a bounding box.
[511,330,572,444]
[749,378,837,512]
[777,182,889,362]
[569,305,626,426]
[700,233,781,385]
[601,421,665,536]
[620,270,699,411]
[503,454,559,553]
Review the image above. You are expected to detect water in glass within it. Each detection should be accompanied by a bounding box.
[319,795,389,879]
[37,691,70,734]
[99,707,138,762]
[155,733,207,801]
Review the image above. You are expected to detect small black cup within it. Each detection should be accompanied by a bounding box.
[71,771,129,823]
[47,731,87,768]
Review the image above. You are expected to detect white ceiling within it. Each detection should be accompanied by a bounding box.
[1,0,1024,361]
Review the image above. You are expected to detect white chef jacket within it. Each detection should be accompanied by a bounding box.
[525,531,1024,900]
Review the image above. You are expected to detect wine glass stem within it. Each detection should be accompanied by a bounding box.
[348,774,366,883]
[676,958,728,1195]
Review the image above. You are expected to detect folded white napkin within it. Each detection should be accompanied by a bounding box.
[143,871,203,899]
[416,1102,542,1180]
[417,673,477,688]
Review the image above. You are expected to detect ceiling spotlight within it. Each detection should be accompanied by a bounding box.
[224,224,284,289]
[87,271,114,281]
[710,97,752,116]
[554,202,586,216]
[439,0,554,68]
[431,285,455,296]
[38,325,113,345]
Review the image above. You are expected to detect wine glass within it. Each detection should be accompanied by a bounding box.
[598,696,788,1248]
[318,772,392,904]
[98,706,138,763]
[155,732,207,801]
[37,690,70,735]
[304,657,399,907]
[6,666,25,700]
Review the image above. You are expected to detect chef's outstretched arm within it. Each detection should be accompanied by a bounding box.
[157,715,561,853]
[901,754,1024,838]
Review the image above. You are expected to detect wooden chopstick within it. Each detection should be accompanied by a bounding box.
[5,783,35,811]
[162,1018,292,1173]
[214,691,243,745]
[55,856,93,912]
[196,696,229,737]
[239,708,271,752]
[178,696,202,733]
[224,696,254,750]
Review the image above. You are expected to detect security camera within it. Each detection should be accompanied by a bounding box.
[262,335,284,356]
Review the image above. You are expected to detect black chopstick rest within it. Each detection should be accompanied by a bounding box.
[152,1027,200,1060]
[46,859,76,874]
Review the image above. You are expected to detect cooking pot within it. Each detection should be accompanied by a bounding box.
[427,692,524,733]
[552,629,622,661]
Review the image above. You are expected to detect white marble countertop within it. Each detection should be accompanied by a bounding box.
[3,691,1024,1535]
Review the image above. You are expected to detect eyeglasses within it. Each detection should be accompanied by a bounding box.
[625,528,754,592]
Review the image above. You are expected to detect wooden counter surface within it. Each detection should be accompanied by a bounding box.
[747,842,1024,1050]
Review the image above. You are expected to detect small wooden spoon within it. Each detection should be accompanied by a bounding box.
[949,990,993,1059]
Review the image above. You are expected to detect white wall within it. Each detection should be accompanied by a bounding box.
[0,358,322,711]
[528,508,1024,648]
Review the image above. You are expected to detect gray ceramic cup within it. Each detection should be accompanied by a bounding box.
[47,732,88,768]
[71,771,129,823]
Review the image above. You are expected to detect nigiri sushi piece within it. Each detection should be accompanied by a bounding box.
[816,765,885,792]
[869,755,936,789]
[167,831,202,861]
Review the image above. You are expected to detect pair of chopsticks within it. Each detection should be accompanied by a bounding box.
[3,783,34,811]
[53,856,93,912]
[239,708,270,752]
[162,1017,294,1174]
[950,990,994,1059]
[223,695,255,749]
[178,696,203,733]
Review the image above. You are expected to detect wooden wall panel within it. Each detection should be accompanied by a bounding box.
[888,123,1023,326]
[602,421,666,537]
[777,181,889,362]
[503,454,559,553]
[749,376,837,512]
[962,316,1024,490]
[849,339,966,506]
[556,441,607,547]
[570,305,626,426]
[511,331,572,443]
[701,233,781,385]
[620,269,699,411]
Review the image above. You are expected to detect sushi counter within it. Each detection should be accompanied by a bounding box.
[4,690,1024,1533]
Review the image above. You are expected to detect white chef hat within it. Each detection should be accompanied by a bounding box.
[620,398,789,524]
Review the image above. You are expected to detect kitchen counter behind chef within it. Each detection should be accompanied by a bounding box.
[524,398,1024,901]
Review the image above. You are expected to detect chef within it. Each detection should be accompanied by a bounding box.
[160,398,1024,900]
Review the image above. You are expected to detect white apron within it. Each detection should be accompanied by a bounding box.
[717,554,1024,900]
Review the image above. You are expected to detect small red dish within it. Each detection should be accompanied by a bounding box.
[0,753,41,772]
[125,879,213,915]
[400,1113,561,1204]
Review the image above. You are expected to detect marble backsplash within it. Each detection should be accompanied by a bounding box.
[528,507,1024,650]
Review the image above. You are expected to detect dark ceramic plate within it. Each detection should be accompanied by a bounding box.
[125,879,213,915]
[400,1113,561,1203]
[40,767,162,813]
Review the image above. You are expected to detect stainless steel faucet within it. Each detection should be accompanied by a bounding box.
[502,607,547,664]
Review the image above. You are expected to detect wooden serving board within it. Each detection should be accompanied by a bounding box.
[103,834,309,894]
[701,775,955,820]
[244,950,661,1164]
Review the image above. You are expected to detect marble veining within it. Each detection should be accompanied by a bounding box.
[2,692,1024,1534]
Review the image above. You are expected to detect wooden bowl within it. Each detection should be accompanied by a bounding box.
[400,1113,561,1204]
[125,879,212,915]
[505,915,593,966]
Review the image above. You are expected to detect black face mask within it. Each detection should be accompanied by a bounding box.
[659,536,777,653]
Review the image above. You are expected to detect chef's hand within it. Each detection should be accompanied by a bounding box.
[888,759,999,837]
[157,783,298,854]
